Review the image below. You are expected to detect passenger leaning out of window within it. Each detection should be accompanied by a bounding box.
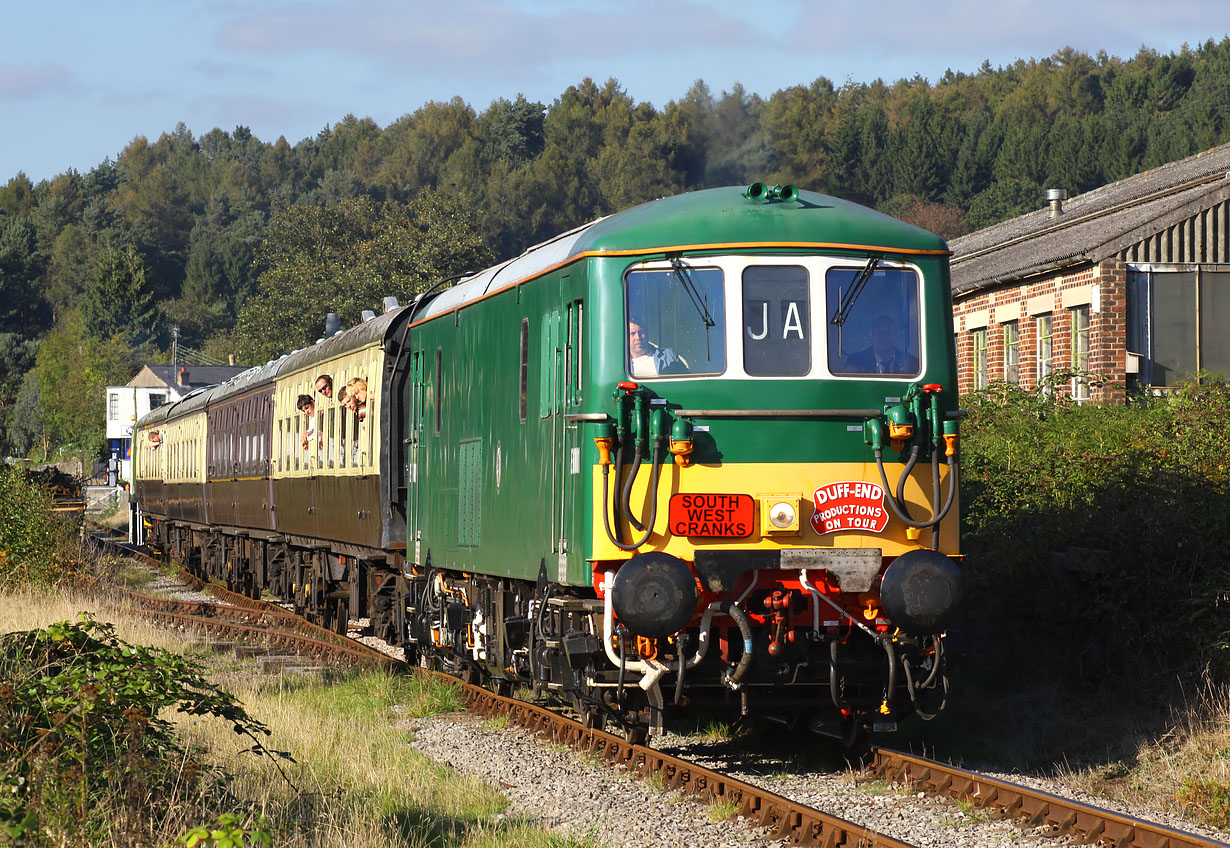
[340,377,368,421]
[296,394,316,451]
[314,374,333,399]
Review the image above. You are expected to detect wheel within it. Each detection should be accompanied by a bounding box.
[625,725,648,746]
[841,714,868,748]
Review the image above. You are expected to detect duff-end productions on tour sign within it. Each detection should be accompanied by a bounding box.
[669,493,754,538]
[810,481,889,535]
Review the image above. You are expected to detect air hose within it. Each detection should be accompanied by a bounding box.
[875,445,958,530]
[620,443,644,531]
[720,601,754,687]
[901,636,947,720]
[601,441,664,551]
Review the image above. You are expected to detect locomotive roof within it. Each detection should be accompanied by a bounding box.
[419,185,948,321]
[136,186,946,428]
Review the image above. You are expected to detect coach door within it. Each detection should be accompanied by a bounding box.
[406,348,426,566]
[541,308,566,581]
[544,297,583,585]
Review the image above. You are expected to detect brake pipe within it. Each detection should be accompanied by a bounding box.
[798,568,824,635]
[805,572,881,640]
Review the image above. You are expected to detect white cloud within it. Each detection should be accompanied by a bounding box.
[0,63,72,100]
[217,0,765,67]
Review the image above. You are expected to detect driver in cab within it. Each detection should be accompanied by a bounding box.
[628,316,686,377]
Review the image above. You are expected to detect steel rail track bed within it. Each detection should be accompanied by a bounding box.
[867,747,1230,848]
[86,528,1230,848]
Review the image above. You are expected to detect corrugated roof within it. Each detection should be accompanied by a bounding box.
[950,143,1230,295]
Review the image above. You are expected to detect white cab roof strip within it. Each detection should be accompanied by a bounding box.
[417,217,605,320]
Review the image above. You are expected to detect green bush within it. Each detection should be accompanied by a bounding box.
[0,467,80,589]
[0,616,276,847]
[958,378,1230,698]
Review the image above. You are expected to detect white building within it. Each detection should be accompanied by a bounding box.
[106,364,247,485]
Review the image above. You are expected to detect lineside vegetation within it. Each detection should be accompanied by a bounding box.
[0,466,81,589]
[953,375,1230,826]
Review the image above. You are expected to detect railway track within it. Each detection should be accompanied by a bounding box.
[866,747,1229,848]
[86,528,1230,848]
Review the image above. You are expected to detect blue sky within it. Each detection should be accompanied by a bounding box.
[3,0,1227,183]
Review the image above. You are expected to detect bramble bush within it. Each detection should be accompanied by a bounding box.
[0,467,81,589]
[958,376,1230,701]
[0,616,282,847]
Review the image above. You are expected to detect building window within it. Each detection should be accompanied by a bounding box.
[1070,305,1091,400]
[1003,321,1019,383]
[1036,314,1054,386]
[108,393,119,421]
[148,392,166,411]
[972,328,988,389]
[1128,269,1230,387]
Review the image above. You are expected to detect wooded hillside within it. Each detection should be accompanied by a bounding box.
[3,39,1229,461]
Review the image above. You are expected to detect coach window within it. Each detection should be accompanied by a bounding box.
[435,348,443,434]
[743,265,810,376]
[326,406,335,469]
[518,319,529,421]
[339,406,348,469]
[827,266,921,377]
[363,385,372,466]
[626,266,725,378]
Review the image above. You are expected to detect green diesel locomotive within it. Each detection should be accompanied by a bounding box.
[135,183,962,741]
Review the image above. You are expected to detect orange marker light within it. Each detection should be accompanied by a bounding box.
[595,436,614,466]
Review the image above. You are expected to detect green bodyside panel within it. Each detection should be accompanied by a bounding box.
[410,268,589,586]
[458,438,482,547]
[408,187,957,588]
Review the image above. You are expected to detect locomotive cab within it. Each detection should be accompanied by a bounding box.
[568,193,963,740]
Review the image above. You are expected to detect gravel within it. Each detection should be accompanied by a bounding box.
[405,712,785,848]
[116,561,223,605]
[404,713,1076,848]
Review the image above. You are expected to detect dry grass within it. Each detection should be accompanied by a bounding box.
[0,585,189,653]
[1058,682,1230,831]
[1,588,595,847]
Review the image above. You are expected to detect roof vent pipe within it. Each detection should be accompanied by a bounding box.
[324,312,341,337]
[361,309,376,322]
[1046,188,1068,219]
[383,296,400,313]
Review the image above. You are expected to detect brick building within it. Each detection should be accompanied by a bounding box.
[949,143,1230,401]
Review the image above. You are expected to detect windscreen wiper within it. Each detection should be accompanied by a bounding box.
[669,258,716,328]
[830,256,880,326]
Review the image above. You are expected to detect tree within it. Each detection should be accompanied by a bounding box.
[0,333,39,456]
[45,224,100,319]
[82,245,163,349]
[36,312,138,468]
[0,216,49,334]
[233,192,493,363]
[0,173,36,218]
[7,372,46,460]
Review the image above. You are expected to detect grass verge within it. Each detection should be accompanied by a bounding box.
[1,588,601,847]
